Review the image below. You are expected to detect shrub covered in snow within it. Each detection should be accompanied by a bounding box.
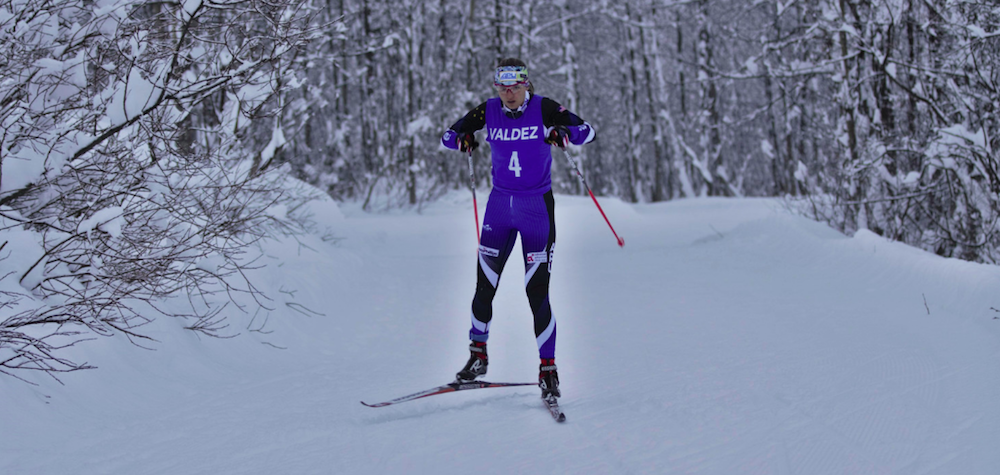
[0,0,326,383]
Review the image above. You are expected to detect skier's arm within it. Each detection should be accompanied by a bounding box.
[541,97,596,146]
[441,102,488,150]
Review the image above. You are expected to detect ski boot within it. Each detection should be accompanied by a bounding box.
[539,358,560,399]
[455,341,488,382]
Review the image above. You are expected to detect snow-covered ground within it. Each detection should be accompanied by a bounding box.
[4,190,1000,474]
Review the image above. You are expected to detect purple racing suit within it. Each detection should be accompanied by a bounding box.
[442,94,595,359]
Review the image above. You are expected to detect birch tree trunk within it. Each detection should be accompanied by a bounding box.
[623,1,644,203]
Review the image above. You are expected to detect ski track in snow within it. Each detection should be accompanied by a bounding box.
[3,193,1000,474]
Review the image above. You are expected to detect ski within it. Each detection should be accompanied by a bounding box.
[543,396,566,423]
[361,381,536,408]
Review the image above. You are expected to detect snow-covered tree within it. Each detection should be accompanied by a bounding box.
[0,0,324,382]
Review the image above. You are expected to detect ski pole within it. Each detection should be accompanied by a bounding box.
[566,155,625,247]
[467,148,480,243]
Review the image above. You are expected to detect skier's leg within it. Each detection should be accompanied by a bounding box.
[458,192,517,382]
[469,190,517,343]
[517,191,557,359]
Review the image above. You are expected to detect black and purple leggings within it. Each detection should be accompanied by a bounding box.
[470,189,557,359]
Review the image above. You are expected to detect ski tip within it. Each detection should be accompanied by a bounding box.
[557,413,567,423]
[360,401,385,408]
[617,236,625,247]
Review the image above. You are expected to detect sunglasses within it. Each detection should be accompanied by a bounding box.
[496,84,526,94]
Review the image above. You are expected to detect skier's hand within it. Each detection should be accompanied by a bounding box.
[545,126,570,149]
[458,133,479,153]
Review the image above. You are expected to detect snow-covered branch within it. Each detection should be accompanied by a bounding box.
[0,0,327,383]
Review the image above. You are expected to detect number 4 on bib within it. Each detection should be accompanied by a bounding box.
[508,151,522,177]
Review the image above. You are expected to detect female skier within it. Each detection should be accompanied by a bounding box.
[440,58,596,400]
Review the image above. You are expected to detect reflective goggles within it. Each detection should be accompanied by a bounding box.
[496,84,526,94]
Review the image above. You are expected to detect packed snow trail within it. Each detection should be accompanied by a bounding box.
[3,193,1000,474]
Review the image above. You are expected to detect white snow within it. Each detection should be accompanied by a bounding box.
[794,160,809,182]
[760,139,775,159]
[106,68,161,127]
[3,190,1000,474]
[260,124,287,164]
[406,115,434,137]
[181,0,202,18]
[77,206,125,238]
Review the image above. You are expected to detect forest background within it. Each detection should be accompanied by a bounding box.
[296,0,1000,265]
[1,0,998,381]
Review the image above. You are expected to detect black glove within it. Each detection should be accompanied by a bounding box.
[458,133,479,153]
[545,126,570,149]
